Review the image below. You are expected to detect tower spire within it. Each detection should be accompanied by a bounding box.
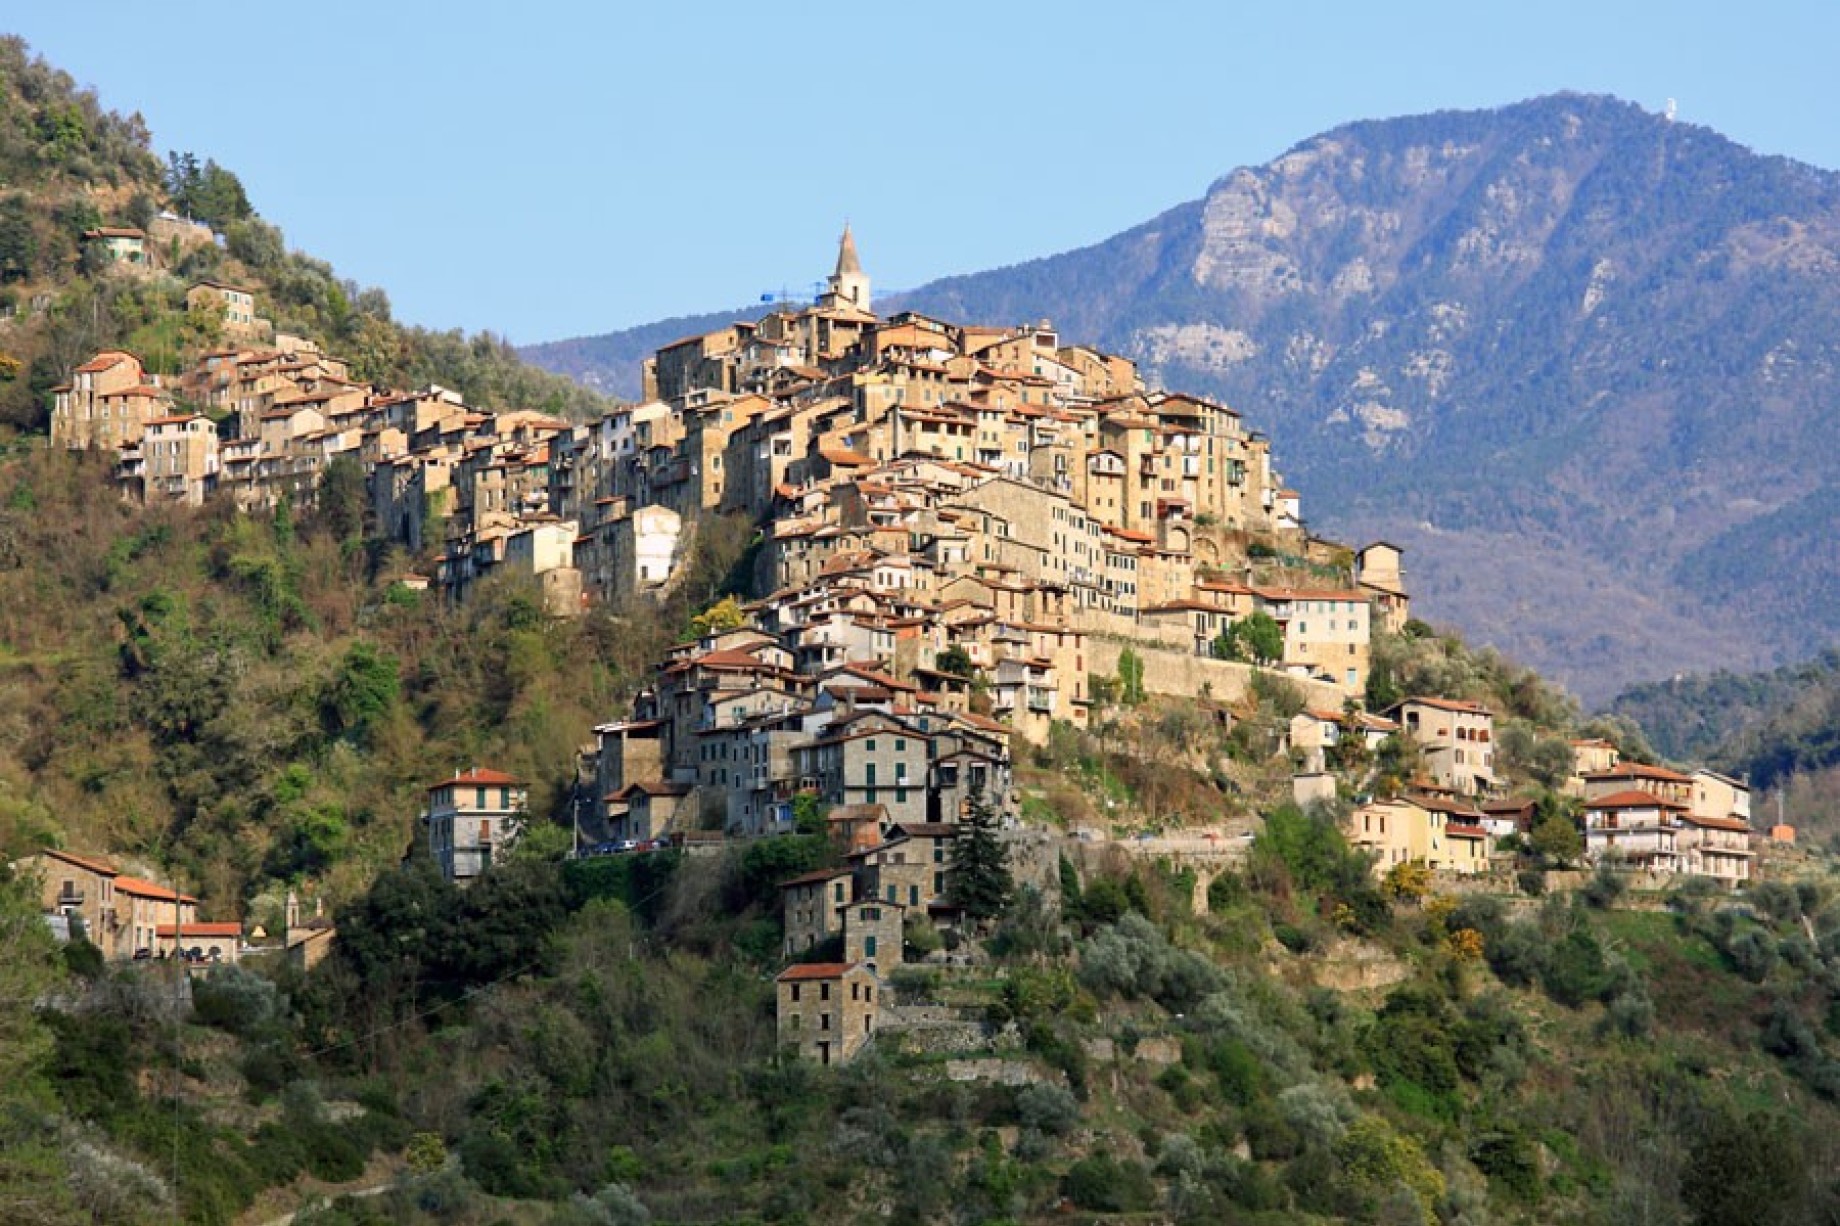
[835,223,862,277]
[823,224,871,312]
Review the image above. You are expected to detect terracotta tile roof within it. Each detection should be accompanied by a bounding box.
[431,768,522,790]
[38,849,120,877]
[1681,814,1751,832]
[888,822,958,839]
[780,866,854,888]
[1586,790,1687,811]
[113,875,199,904]
[1586,763,1693,784]
[1413,795,1487,818]
[1253,586,1369,602]
[776,962,859,981]
[156,922,242,939]
[1392,696,1494,716]
[75,351,136,373]
[614,779,691,799]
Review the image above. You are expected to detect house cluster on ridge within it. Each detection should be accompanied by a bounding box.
[1341,699,1756,886]
[53,227,1408,669]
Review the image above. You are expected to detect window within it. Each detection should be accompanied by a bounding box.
[790,983,801,1002]
[819,982,831,1002]
[864,935,877,958]
[476,787,487,808]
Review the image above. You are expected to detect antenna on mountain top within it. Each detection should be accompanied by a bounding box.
[1665,98,1678,123]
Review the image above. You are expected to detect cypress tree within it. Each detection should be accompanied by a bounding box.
[950,784,1014,926]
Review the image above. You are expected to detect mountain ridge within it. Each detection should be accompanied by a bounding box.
[523,92,1840,704]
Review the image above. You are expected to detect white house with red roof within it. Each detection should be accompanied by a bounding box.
[1582,790,1687,873]
[424,768,528,882]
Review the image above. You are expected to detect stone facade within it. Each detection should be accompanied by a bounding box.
[775,962,878,1065]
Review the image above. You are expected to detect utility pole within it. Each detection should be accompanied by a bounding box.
[170,873,184,1209]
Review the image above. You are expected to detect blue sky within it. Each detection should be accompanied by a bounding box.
[12,2,1838,343]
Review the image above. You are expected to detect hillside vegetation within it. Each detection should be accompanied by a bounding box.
[11,759,1840,1224]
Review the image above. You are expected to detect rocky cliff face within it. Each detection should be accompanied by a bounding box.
[525,94,1840,704]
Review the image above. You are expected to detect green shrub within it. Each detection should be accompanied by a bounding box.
[1015,1083,1081,1137]
[1541,928,1611,1007]
[192,965,281,1035]
[1470,1124,1543,1202]
[1063,1154,1156,1212]
[300,1122,366,1182]
[1273,922,1319,954]
[1206,1037,1265,1107]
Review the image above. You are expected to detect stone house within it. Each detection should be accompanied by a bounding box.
[1581,763,1693,808]
[849,829,950,913]
[775,962,877,1065]
[1346,795,1489,876]
[50,351,166,449]
[781,865,854,955]
[1386,697,1497,796]
[841,897,904,971]
[1354,542,1411,634]
[1255,587,1371,695]
[138,414,220,506]
[607,778,693,843]
[795,712,932,826]
[187,279,266,337]
[14,849,200,961]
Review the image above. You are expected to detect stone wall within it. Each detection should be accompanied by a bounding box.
[1088,637,1346,709]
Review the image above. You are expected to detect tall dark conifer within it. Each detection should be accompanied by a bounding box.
[949,784,1014,926]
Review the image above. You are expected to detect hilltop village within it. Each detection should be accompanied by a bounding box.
[31,229,1771,1060]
